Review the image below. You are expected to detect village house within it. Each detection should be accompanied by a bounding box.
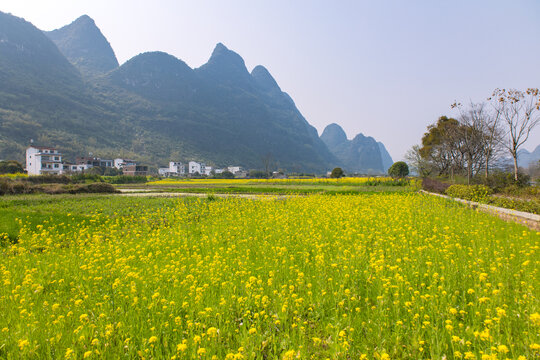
[158,161,186,177]
[76,157,114,168]
[114,158,136,170]
[123,164,148,176]
[188,161,206,175]
[25,146,144,176]
[26,146,63,175]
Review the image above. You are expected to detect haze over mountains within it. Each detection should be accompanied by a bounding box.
[0,11,392,173]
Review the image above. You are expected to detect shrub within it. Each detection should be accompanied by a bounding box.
[421,178,450,194]
[84,183,118,193]
[249,170,268,179]
[214,171,235,179]
[70,173,103,184]
[25,175,71,184]
[483,170,531,192]
[446,184,493,202]
[105,175,147,184]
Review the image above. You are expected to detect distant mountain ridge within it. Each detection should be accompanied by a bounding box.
[0,11,391,173]
[517,145,540,168]
[320,123,392,174]
[45,15,119,77]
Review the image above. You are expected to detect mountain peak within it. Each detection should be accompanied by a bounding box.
[197,43,251,85]
[46,14,119,77]
[206,42,246,69]
[251,65,281,92]
[73,14,95,25]
[321,123,348,148]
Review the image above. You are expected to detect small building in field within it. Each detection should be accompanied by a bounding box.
[76,157,113,168]
[26,146,63,175]
[203,166,213,176]
[123,164,148,176]
[64,163,93,173]
[188,161,206,175]
[158,167,170,177]
[114,158,136,170]
[227,166,243,174]
[169,161,186,175]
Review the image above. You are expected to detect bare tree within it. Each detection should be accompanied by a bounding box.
[452,102,504,181]
[261,152,275,178]
[405,145,431,177]
[490,88,540,181]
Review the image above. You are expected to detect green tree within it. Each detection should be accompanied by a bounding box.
[330,167,344,178]
[388,161,409,178]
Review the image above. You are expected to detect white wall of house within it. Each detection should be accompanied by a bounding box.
[169,161,185,175]
[188,161,201,174]
[228,166,242,174]
[26,146,63,175]
[158,168,170,176]
[188,161,206,174]
[114,158,135,169]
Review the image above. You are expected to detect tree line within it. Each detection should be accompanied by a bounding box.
[407,88,540,183]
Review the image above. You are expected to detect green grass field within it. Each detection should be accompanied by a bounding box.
[0,188,538,359]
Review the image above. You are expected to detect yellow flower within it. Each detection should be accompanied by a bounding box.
[83,351,93,358]
[207,327,218,337]
[17,339,29,351]
[248,327,257,335]
[91,338,99,346]
[530,312,540,326]
[282,350,297,360]
[177,343,188,352]
[197,347,206,356]
[148,336,158,344]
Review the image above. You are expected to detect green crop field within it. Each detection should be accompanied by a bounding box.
[0,191,539,359]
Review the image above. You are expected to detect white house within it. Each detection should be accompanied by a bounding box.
[169,161,186,175]
[203,166,213,176]
[26,146,63,175]
[188,161,206,175]
[114,158,136,170]
[158,167,170,176]
[227,166,244,174]
[64,163,93,173]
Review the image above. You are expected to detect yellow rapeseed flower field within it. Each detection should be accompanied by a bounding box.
[0,193,538,359]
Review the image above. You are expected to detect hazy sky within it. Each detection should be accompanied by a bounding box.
[2,0,540,160]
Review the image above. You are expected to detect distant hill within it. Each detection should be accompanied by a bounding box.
[0,12,337,172]
[45,15,119,77]
[517,145,540,168]
[0,11,119,162]
[320,123,392,174]
[378,142,394,172]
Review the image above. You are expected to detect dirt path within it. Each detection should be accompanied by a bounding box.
[420,190,540,231]
[117,189,290,200]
